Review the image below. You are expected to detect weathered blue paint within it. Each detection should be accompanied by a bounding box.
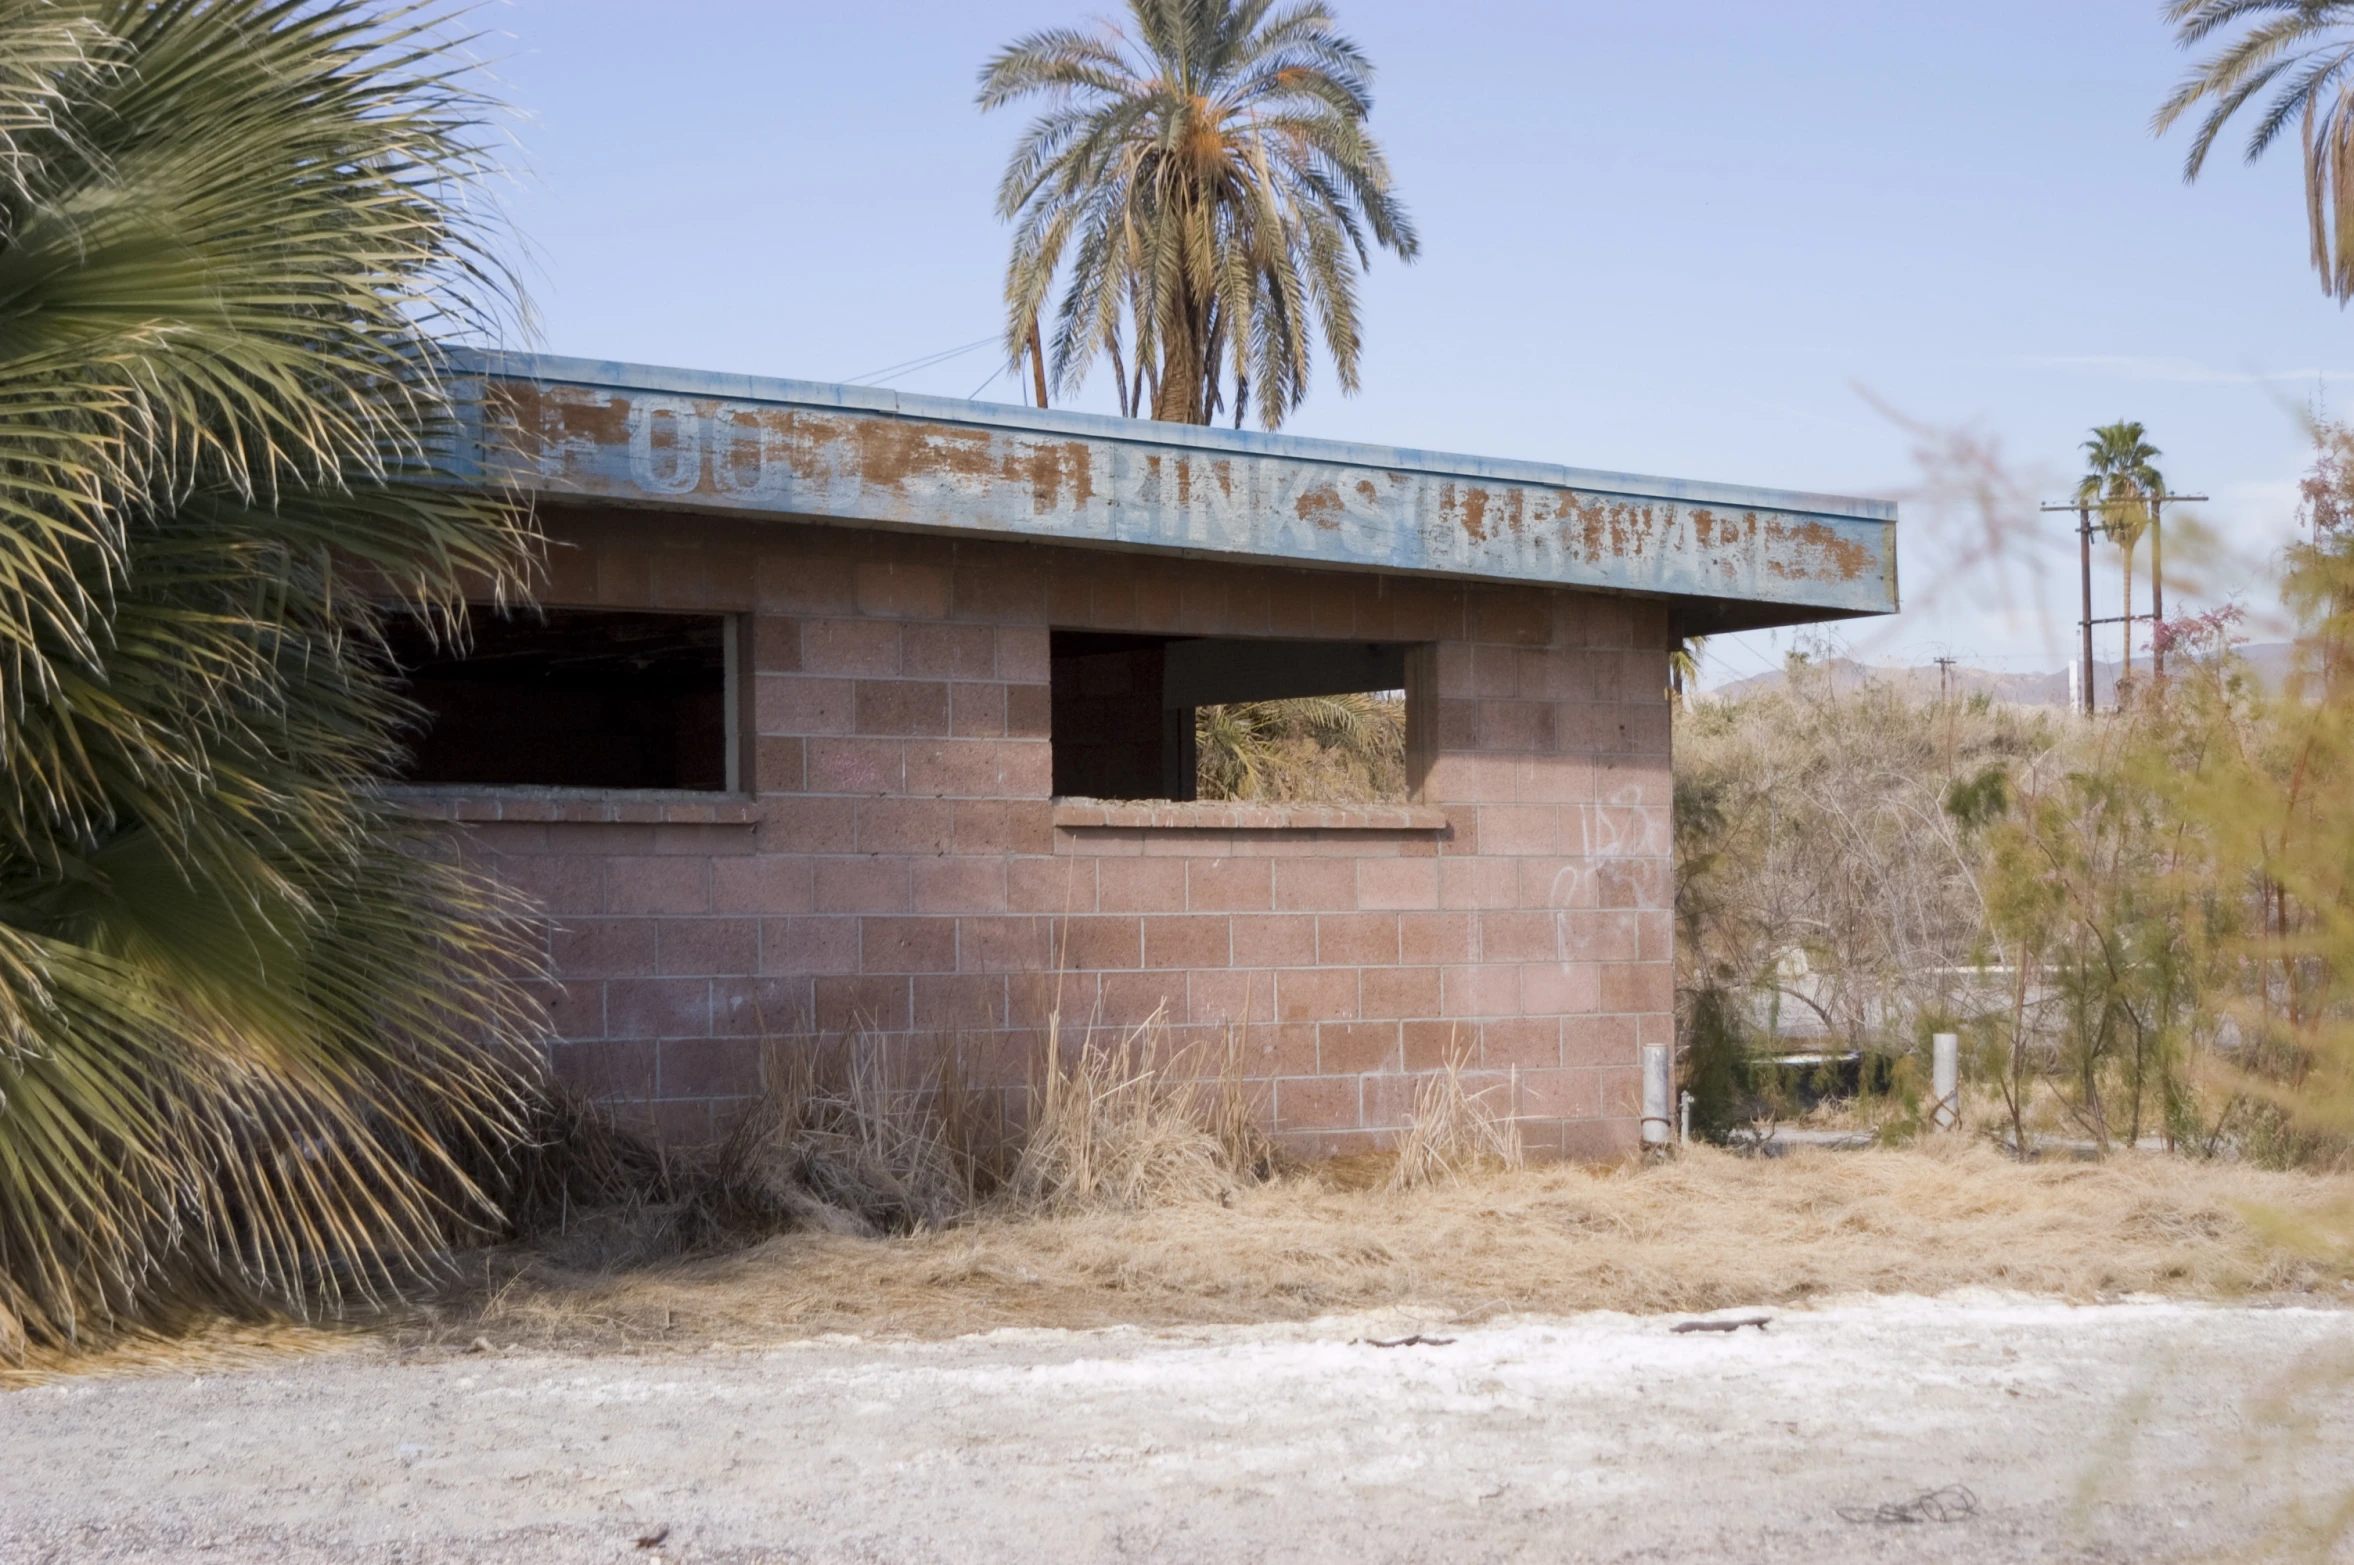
[452,352,1897,625]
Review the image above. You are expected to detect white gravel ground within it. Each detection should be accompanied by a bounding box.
[6,1295,2351,1563]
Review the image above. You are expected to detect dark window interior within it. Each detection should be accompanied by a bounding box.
[1050,630,1410,803]
[387,609,730,791]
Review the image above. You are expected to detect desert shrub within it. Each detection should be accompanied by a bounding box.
[1673,662,2048,1130]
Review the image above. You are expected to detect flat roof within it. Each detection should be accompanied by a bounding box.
[452,352,1897,635]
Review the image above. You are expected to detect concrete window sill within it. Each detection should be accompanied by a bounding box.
[380,787,760,825]
[1051,800,1449,832]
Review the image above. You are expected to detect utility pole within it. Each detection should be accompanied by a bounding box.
[1934,655,1958,770]
[2040,492,2205,711]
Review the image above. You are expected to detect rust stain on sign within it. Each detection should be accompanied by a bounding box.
[1761,517,1875,582]
[467,361,1895,621]
[1295,484,1345,530]
[1460,487,1490,542]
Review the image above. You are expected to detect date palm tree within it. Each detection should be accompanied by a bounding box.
[0,0,547,1354]
[2078,422,2167,684]
[979,0,1418,429]
[2155,1,2354,302]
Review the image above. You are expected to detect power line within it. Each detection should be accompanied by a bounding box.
[2039,492,2207,711]
[842,335,1001,388]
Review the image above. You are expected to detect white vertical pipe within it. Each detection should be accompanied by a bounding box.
[1931,1032,1960,1131]
[1642,1044,1672,1146]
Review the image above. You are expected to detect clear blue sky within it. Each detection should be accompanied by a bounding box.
[477,0,2352,686]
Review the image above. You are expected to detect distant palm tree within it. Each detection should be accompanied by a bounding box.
[2078,422,2167,683]
[979,0,1418,428]
[2155,1,2354,302]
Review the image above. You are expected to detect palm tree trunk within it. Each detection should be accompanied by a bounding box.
[1152,292,1208,423]
[1026,316,1049,409]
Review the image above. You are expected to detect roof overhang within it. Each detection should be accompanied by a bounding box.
[451,353,1897,635]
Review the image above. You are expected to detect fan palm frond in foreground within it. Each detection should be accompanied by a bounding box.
[0,0,546,1355]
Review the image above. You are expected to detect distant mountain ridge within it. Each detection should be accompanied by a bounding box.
[1703,643,2296,708]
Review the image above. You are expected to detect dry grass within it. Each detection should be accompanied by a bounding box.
[1388,1050,1523,1190]
[1005,1008,1273,1214]
[0,1319,358,1391]
[418,1140,2354,1353]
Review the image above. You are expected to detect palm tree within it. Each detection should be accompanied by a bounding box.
[0,1,546,1354]
[2155,1,2354,302]
[1195,693,1404,801]
[2078,422,2167,684]
[979,0,1418,429]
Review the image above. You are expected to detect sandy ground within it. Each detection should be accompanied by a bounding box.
[5,1297,2351,1564]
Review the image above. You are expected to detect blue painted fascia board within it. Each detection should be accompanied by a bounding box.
[450,349,1897,526]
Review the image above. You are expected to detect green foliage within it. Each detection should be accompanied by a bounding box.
[0,0,546,1355]
[1943,762,2011,833]
[2157,1,2354,303]
[1675,984,1747,1142]
[1194,692,1404,802]
[2076,421,2165,554]
[978,0,1418,427]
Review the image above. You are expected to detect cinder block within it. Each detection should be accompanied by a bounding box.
[1143,915,1232,970]
[1441,963,1520,1019]
[1319,1019,1400,1074]
[1273,857,1358,911]
[854,680,950,737]
[1275,1074,1360,1132]
[1480,1016,1564,1070]
[910,856,1007,915]
[1097,856,1189,912]
[1359,963,1442,1020]
[606,977,713,1040]
[1228,913,1319,968]
[1187,857,1273,912]
[657,918,760,976]
[799,617,901,675]
[813,857,908,914]
[812,975,913,1032]
[805,738,904,795]
[1521,958,1602,1016]
[712,854,814,916]
[902,621,996,678]
[1356,858,1438,910]
[1316,912,1399,966]
[1275,965,1360,1023]
[855,798,957,856]
[605,856,710,916]
[860,916,958,974]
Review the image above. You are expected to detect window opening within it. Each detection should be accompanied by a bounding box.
[1049,631,1416,805]
[386,608,733,791]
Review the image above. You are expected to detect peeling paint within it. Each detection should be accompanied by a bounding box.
[455,355,1897,620]
[1295,484,1345,530]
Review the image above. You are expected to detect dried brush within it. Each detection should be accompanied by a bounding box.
[1003,1007,1254,1214]
[1389,1050,1524,1191]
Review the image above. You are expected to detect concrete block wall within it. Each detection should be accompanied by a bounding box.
[429,506,1673,1159]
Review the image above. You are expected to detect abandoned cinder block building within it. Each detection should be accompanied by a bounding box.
[404,355,1896,1157]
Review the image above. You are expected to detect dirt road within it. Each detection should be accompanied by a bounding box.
[6,1296,2349,1563]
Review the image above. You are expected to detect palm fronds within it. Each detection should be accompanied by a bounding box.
[0,0,546,1355]
[979,0,1417,428]
[1195,690,1404,802]
[2156,1,2354,302]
